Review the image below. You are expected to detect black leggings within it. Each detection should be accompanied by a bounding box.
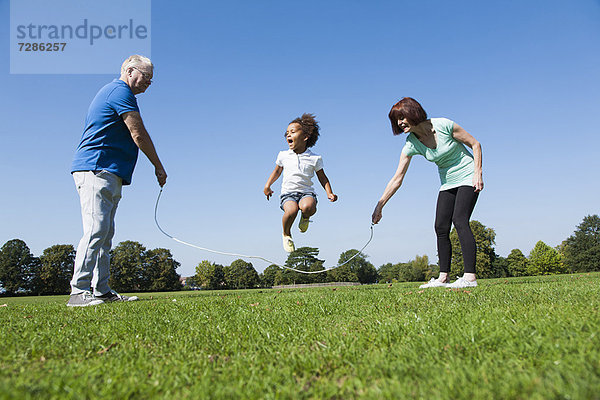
[435,185,479,274]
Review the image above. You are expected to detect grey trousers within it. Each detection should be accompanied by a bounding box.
[71,170,122,295]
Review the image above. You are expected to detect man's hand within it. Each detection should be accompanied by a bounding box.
[328,193,338,202]
[155,167,167,187]
[372,203,383,224]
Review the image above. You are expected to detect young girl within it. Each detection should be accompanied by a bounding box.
[264,113,338,252]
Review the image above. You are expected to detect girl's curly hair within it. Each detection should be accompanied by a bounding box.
[289,113,320,148]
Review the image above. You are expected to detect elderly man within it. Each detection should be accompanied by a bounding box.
[68,55,167,307]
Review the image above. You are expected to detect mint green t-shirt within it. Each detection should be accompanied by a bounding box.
[401,118,475,191]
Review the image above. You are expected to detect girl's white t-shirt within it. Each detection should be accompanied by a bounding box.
[276,149,324,194]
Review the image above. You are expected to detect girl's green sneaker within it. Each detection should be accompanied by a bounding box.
[298,216,310,233]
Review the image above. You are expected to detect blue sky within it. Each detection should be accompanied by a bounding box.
[1,0,599,277]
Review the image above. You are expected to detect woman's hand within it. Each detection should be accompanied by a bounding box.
[453,123,483,194]
[155,167,167,187]
[473,173,484,193]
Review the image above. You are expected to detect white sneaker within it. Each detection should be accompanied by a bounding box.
[419,278,448,288]
[447,277,478,288]
[282,235,295,253]
[95,291,139,302]
[66,292,104,307]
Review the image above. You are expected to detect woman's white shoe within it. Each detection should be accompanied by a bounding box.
[447,277,478,288]
[419,278,448,288]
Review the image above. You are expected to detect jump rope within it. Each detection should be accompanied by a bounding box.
[154,188,375,274]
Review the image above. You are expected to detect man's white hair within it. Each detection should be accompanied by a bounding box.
[121,55,153,74]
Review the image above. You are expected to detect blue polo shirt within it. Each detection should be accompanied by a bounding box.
[71,79,140,185]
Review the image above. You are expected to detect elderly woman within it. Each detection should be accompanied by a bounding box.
[372,97,483,288]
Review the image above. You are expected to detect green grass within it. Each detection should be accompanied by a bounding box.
[1,273,599,399]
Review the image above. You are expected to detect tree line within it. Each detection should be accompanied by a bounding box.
[0,240,181,296]
[191,247,379,290]
[190,214,600,289]
[1,215,598,295]
[379,215,600,282]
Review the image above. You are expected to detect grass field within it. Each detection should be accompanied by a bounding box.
[1,273,599,399]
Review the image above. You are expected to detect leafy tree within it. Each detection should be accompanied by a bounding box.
[110,242,183,292]
[37,244,75,295]
[327,250,377,284]
[395,263,413,282]
[307,260,328,283]
[410,255,430,282]
[25,258,43,295]
[260,264,282,287]
[491,255,509,278]
[450,220,497,278]
[528,241,565,276]
[224,259,260,289]
[280,247,325,284]
[0,239,39,295]
[195,260,225,290]
[506,249,528,277]
[379,257,439,283]
[562,215,600,272]
[377,263,398,283]
[273,269,288,286]
[109,241,146,292]
[423,261,440,281]
[143,248,181,291]
[355,256,378,284]
[392,255,434,282]
[326,265,358,282]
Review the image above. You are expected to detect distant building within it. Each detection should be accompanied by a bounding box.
[179,276,201,290]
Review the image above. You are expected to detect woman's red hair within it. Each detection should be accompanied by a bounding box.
[388,97,428,135]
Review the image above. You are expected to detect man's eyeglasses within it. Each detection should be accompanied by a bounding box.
[132,67,153,83]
